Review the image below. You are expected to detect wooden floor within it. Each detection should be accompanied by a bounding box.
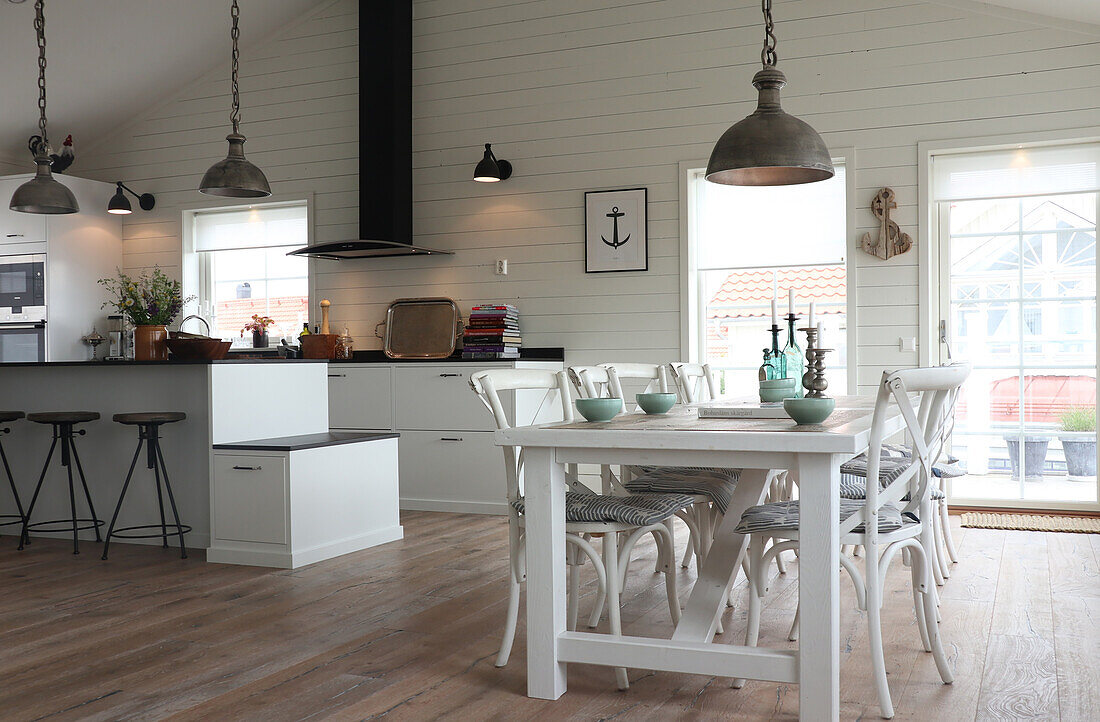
[2,512,1097,721]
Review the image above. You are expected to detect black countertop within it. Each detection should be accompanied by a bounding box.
[213,431,399,452]
[1,347,564,368]
[333,347,564,363]
[0,358,329,368]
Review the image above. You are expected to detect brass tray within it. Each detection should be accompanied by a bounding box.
[375,297,462,359]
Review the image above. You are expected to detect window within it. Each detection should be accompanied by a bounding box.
[933,140,1099,508]
[188,202,309,344]
[685,162,847,394]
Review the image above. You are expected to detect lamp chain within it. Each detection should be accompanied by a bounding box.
[760,0,778,68]
[34,0,48,145]
[230,0,241,134]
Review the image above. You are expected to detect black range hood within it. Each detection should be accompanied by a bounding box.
[288,1,450,260]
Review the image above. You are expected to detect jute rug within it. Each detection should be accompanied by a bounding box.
[960,512,1100,534]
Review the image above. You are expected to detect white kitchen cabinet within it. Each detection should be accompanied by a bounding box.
[330,358,564,514]
[209,433,402,568]
[328,366,392,429]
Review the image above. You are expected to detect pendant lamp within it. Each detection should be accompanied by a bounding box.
[9,0,79,215]
[705,0,833,186]
[199,0,271,198]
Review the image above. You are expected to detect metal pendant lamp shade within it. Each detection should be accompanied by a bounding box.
[199,133,271,197]
[705,1,833,187]
[10,0,79,215]
[199,0,271,198]
[11,157,79,214]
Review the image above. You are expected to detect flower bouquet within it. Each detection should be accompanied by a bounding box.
[99,268,193,360]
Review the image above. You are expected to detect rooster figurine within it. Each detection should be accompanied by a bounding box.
[27,134,74,174]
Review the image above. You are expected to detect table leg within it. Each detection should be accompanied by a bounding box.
[672,468,771,643]
[796,453,841,721]
[523,446,568,699]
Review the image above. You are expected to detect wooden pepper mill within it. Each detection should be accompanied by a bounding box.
[320,299,332,335]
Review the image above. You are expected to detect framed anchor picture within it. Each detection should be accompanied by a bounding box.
[584,187,648,273]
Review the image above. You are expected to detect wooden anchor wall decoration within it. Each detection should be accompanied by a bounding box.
[861,187,913,260]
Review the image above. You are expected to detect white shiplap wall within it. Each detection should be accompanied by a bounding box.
[81,0,1100,391]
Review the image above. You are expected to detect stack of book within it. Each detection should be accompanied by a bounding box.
[462,304,521,359]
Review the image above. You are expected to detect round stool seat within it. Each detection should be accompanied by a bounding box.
[0,411,25,423]
[113,412,187,425]
[26,411,100,424]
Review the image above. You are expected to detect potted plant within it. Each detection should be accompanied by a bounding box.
[99,268,191,361]
[1059,406,1096,481]
[242,314,276,348]
[1004,435,1050,482]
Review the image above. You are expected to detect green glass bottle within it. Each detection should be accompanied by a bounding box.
[782,315,804,397]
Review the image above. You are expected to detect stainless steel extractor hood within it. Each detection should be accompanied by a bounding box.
[287,2,450,260]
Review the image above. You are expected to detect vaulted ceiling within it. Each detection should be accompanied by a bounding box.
[0,0,318,167]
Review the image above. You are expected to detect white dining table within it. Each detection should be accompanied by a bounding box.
[496,395,906,721]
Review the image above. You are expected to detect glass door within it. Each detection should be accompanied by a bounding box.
[942,191,1098,509]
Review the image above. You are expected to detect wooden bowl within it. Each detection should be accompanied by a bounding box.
[166,337,232,360]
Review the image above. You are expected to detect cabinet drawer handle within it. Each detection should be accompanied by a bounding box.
[439,437,463,442]
[232,465,263,471]
[328,373,347,378]
[439,373,462,378]
[6,234,25,238]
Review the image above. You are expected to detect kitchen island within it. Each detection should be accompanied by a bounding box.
[0,359,330,551]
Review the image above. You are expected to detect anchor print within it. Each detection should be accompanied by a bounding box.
[861,187,913,260]
[601,206,631,249]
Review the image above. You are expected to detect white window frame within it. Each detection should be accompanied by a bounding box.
[180,194,315,327]
[679,149,857,392]
[919,131,1100,513]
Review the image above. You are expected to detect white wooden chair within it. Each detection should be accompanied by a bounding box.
[470,369,691,690]
[735,364,970,718]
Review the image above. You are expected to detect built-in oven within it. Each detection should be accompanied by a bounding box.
[0,253,46,311]
[0,321,46,362]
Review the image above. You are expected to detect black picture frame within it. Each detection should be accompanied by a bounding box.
[584,187,648,273]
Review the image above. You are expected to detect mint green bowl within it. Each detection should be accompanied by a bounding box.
[759,378,797,389]
[760,386,798,403]
[575,398,622,422]
[783,396,836,425]
[637,392,676,415]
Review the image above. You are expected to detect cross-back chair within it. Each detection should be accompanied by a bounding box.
[735,363,970,718]
[470,369,692,690]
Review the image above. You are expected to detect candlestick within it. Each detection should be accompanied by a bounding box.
[807,347,834,399]
[799,325,818,393]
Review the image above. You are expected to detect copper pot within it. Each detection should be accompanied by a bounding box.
[134,325,168,361]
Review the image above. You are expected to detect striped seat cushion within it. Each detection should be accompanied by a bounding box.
[625,467,740,514]
[840,474,946,501]
[511,491,695,527]
[734,499,906,536]
[847,443,965,478]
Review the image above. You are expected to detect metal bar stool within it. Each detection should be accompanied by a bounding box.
[19,412,104,554]
[101,412,190,560]
[0,411,27,532]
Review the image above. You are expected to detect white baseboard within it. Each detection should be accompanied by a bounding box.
[400,497,508,515]
[206,525,404,569]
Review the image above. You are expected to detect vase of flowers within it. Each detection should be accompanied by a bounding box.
[99,268,191,361]
[242,314,275,348]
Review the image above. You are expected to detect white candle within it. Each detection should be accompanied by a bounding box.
[788,288,795,316]
[817,321,824,346]
[771,298,778,326]
[808,301,816,327]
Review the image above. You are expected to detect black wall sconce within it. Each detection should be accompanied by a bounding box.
[473,143,512,182]
[107,181,156,215]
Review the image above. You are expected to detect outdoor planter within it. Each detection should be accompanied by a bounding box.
[1004,436,1050,482]
[1060,437,1097,480]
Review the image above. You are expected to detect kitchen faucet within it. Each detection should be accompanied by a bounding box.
[177,314,211,336]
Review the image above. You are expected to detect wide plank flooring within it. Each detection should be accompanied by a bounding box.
[1,512,1097,720]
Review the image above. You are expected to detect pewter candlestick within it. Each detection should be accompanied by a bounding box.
[806,347,833,398]
[798,325,818,393]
